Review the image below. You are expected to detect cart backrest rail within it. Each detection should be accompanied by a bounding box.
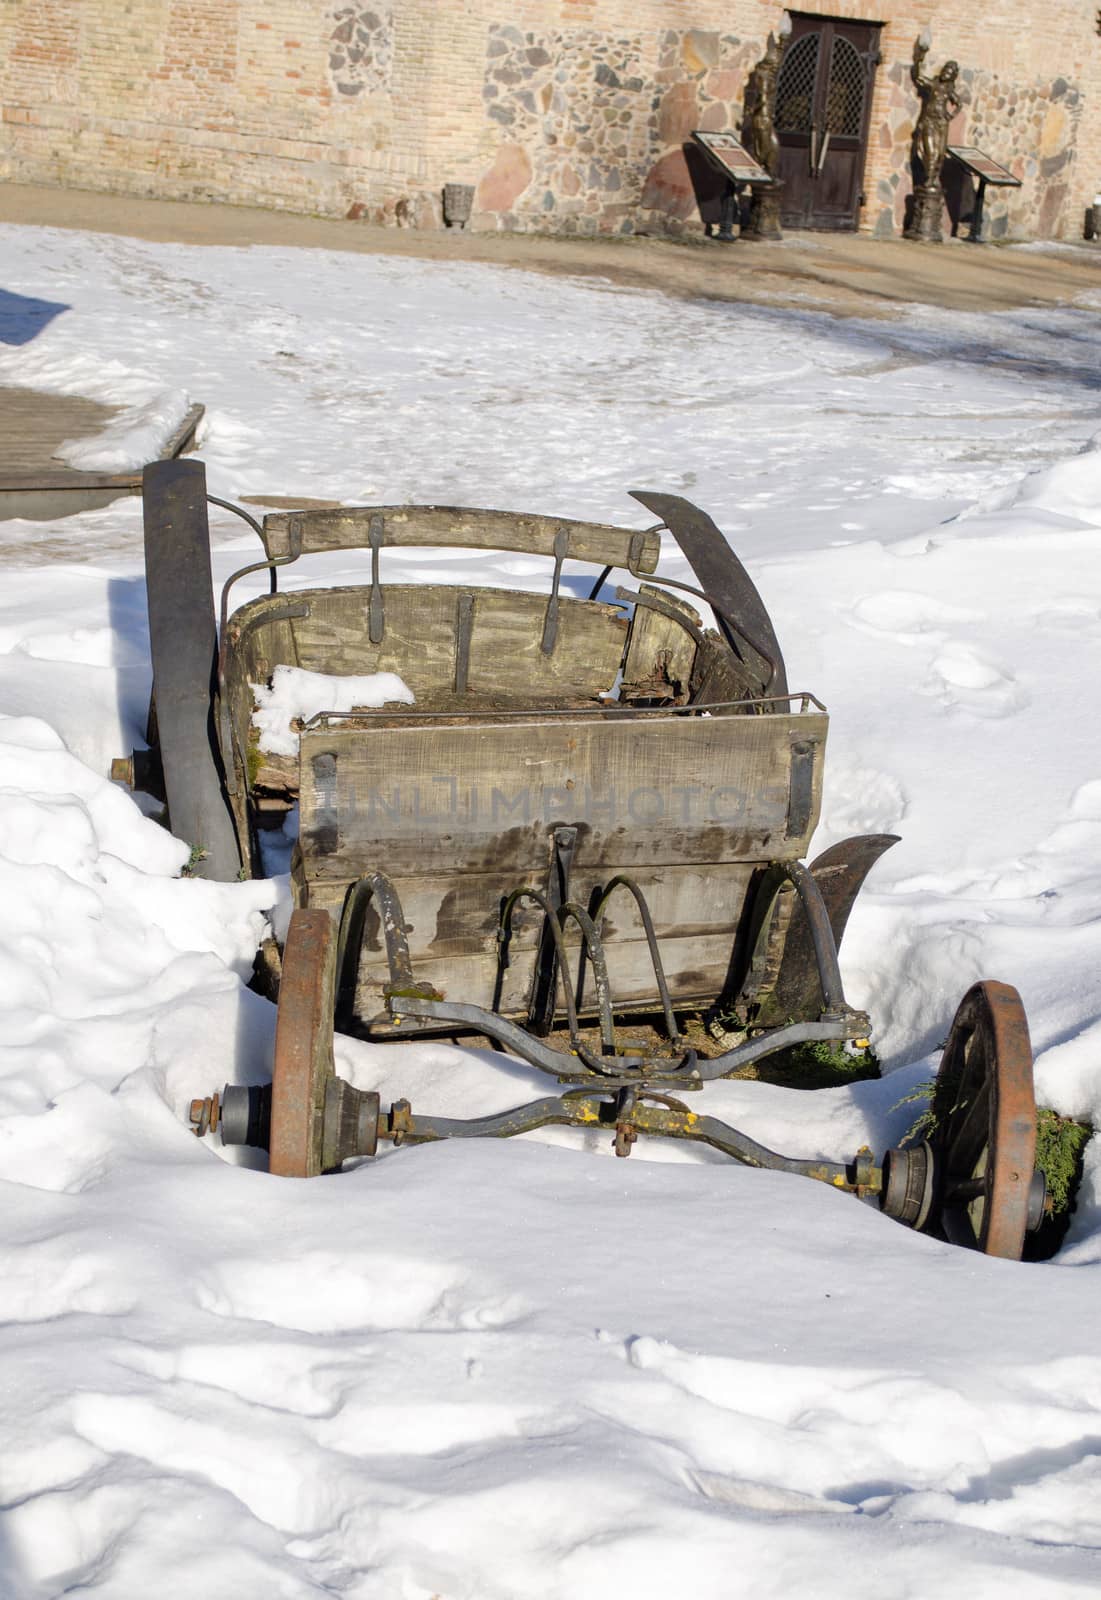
[261,503,664,573]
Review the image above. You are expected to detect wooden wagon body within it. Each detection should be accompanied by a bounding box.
[125,460,1044,1262]
[205,486,871,1056]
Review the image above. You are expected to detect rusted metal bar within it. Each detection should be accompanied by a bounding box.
[376,1090,882,1195]
[388,993,855,1081]
[303,694,825,726]
[589,874,681,1045]
[526,828,577,1036]
[218,516,303,645]
[454,592,474,693]
[757,834,899,1027]
[781,860,848,1017]
[376,997,630,1075]
[557,899,616,1053]
[336,871,438,1029]
[368,514,385,644]
[541,527,570,654]
[615,585,708,651]
[499,883,582,1042]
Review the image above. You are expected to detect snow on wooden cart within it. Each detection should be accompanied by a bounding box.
[117,459,1045,1259]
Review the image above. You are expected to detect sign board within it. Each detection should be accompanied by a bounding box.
[946,147,1022,187]
[691,130,772,186]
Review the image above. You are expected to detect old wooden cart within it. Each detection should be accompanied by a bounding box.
[119,459,1045,1259]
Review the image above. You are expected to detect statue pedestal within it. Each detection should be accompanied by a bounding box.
[742,180,784,241]
[905,182,944,243]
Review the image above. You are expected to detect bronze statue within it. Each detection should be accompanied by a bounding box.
[911,38,961,188]
[906,35,964,242]
[745,32,784,177]
[742,23,789,241]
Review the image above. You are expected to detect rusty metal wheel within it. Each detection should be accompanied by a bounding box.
[928,980,1038,1260]
[269,909,338,1177]
[268,908,381,1177]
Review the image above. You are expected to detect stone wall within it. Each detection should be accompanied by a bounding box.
[1,0,1098,241]
[477,24,650,233]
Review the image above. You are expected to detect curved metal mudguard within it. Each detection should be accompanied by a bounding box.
[629,490,788,696]
[740,833,900,1028]
[143,459,242,881]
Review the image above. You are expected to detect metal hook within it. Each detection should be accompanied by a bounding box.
[541,527,570,654]
[368,514,385,645]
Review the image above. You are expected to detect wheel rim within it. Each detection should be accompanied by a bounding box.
[931,980,1037,1260]
[269,909,337,1177]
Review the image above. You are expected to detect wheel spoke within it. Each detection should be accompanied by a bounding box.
[942,1051,991,1180]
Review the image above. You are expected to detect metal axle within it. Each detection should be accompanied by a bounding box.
[194,1075,885,1198]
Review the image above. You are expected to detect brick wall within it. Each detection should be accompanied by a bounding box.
[1,0,1098,239]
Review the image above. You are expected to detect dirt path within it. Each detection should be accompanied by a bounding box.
[2,181,1098,318]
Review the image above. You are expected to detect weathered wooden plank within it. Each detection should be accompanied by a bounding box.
[290,585,456,687]
[158,403,206,463]
[226,597,302,687]
[278,586,626,701]
[691,631,761,706]
[0,470,141,491]
[298,710,827,878]
[622,586,699,701]
[0,404,203,487]
[252,757,299,794]
[223,597,305,861]
[0,388,120,476]
[465,590,627,695]
[262,503,662,574]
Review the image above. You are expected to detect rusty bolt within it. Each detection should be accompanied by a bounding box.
[389,1098,413,1146]
[110,756,134,788]
[188,1093,220,1138]
[614,1122,637,1159]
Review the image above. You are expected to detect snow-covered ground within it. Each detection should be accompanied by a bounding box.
[2,225,1101,1597]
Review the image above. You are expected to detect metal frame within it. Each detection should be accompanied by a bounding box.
[336,868,869,1087]
[303,693,824,729]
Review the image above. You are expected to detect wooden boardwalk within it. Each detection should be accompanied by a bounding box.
[0,385,120,475]
[0,385,202,520]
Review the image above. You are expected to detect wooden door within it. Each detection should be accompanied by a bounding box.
[775,14,881,231]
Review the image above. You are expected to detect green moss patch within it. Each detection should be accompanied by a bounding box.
[246,737,264,788]
[732,1038,880,1090]
[1034,1108,1091,1217]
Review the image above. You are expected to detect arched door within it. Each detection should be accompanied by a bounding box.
[775,14,881,230]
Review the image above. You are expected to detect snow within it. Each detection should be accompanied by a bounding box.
[55,387,193,472]
[2,223,1101,1596]
[251,665,415,757]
